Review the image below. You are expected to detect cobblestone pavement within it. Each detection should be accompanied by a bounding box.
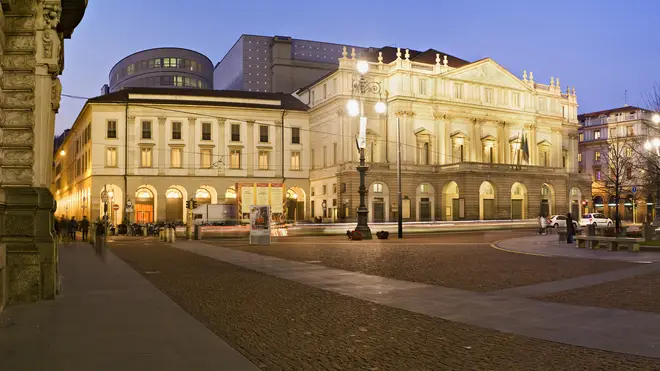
[206,231,635,292]
[112,242,660,370]
[538,270,660,313]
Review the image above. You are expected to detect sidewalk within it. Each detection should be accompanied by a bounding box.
[174,240,660,359]
[495,234,660,262]
[0,242,259,371]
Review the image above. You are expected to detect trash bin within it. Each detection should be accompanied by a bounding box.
[587,224,596,236]
[194,224,202,240]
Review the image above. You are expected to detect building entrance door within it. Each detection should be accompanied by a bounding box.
[511,199,523,219]
[483,199,495,220]
[571,201,579,219]
[420,198,431,221]
[540,200,550,217]
[373,198,385,222]
[452,198,459,220]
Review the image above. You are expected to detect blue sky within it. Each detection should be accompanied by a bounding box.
[57,0,659,134]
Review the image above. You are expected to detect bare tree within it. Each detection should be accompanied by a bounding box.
[596,134,637,232]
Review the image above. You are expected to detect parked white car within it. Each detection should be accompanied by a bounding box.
[579,213,613,227]
[548,215,578,229]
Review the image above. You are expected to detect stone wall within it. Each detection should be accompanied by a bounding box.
[0,0,71,310]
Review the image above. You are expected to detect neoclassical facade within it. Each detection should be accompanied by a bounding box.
[297,47,591,222]
[53,88,310,225]
[0,1,86,310]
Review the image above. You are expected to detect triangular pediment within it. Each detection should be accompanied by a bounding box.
[537,139,552,146]
[444,58,532,91]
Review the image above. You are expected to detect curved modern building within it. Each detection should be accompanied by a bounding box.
[108,47,213,92]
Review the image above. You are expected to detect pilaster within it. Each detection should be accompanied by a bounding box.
[187,117,195,175]
[157,116,165,173]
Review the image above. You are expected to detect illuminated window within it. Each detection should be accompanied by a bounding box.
[136,189,153,199]
[594,130,601,140]
[225,187,237,199]
[230,149,241,169]
[373,183,383,193]
[577,153,582,162]
[258,151,269,170]
[420,184,429,193]
[200,149,212,168]
[140,147,152,167]
[170,148,182,168]
[579,133,584,142]
[291,151,301,170]
[106,147,117,167]
[595,151,601,161]
[195,189,210,199]
[166,188,182,198]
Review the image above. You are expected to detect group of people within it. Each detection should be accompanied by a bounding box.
[54,215,90,242]
[538,213,576,243]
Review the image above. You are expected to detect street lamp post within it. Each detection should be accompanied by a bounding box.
[643,113,660,224]
[347,60,387,240]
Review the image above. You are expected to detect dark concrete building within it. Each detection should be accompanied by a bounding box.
[214,34,367,94]
[108,47,213,92]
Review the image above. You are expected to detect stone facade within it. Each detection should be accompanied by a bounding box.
[298,48,592,222]
[0,0,86,312]
[578,106,658,222]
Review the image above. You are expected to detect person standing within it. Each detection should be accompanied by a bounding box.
[80,215,90,242]
[69,216,78,241]
[566,212,575,243]
[60,216,69,242]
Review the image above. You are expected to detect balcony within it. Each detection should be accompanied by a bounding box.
[338,161,573,175]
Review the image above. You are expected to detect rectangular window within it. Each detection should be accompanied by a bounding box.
[512,93,521,108]
[107,120,117,138]
[311,200,315,217]
[231,124,240,141]
[172,121,182,140]
[258,151,269,170]
[610,128,617,138]
[625,147,633,157]
[322,84,327,99]
[419,79,427,95]
[106,147,117,167]
[259,125,269,143]
[311,187,315,196]
[140,147,152,167]
[200,149,212,168]
[333,142,338,165]
[202,122,211,140]
[538,97,546,112]
[230,149,241,169]
[627,126,634,136]
[170,148,182,168]
[454,83,463,99]
[332,184,337,194]
[579,133,584,142]
[500,89,509,105]
[484,88,493,103]
[311,149,315,169]
[141,121,152,139]
[291,151,301,170]
[577,153,582,162]
[594,130,601,140]
[595,151,601,161]
[322,185,327,195]
[323,146,327,167]
[291,127,301,144]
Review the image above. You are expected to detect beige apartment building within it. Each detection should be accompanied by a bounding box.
[297,46,591,222]
[578,106,658,222]
[53,88,310,224]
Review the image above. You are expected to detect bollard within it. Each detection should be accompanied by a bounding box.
[166,227,173,243]
[159,229,164,241]
[143,227,148,237]
[194,224,202,240]
[170,227,176,243]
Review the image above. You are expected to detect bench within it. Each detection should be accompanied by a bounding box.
[575,236,643,252]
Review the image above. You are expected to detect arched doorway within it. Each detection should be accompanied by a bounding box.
[135,187,155,223]
[416,183,434,221]
[569,187,582,220]
[540,184,555,217]
[593,195,604,214]
[368,182,389,223]
[511,182,527,219]
[194,188,212,206]
[165,188,183,222]
[99,184,124,225]
[443,181,460,221]
[480,181,496,220]
[285,187,306,223]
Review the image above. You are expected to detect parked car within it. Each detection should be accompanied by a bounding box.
[579,213,613,227]
[548,215,578,229]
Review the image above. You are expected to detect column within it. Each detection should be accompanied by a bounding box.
[497,121,506,164]
[246,120,254,176]
[470,119,478,161]
[529,124,537,165]
[444,117,451,164]
[188,117,196,175]
[218,119,226,176]
[126,116,136,175]
[1,0,86,306]
[157,116,166,173]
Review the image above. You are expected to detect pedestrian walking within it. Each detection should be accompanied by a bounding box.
[54,217,60,239]
[80,215,90,242]
[538,214,547,235]
[60,216,69,242]
[69,216,78,241]
[566,213,575,244]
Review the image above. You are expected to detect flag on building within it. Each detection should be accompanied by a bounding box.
[521,131,530,164]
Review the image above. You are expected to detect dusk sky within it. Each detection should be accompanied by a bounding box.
[56,0,659,134]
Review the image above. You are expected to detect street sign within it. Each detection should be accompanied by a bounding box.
[101,191,109,203]
[112,204,119,211]
[632,186,637,194]
[126,200,133,207]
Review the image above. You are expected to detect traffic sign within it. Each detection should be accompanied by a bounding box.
[101,191,109,203]
[632,186,637,194]
[112,204,119,211]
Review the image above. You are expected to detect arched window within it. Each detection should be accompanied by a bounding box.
[166,188,182,199]
[136,188,153,199]
[225,186,237,199]
[195,188,211,199]
[372,183,383,193]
